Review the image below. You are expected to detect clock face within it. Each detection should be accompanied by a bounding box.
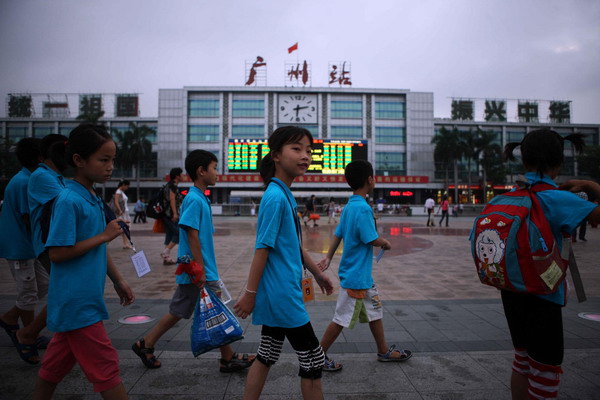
[278,94,318,124]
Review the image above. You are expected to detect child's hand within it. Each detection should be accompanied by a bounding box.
[103,220,123,242]
[317,257,331,272]
[233,291,255,319]
[113,279,135,306]
[380,239,391,250]
[314,272,334,296]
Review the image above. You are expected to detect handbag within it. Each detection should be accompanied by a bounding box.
[190,287,244,356]
[152,218,165,233]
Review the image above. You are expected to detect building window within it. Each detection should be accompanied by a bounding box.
[296,125,318,137]
[33,127,55,137]
[375,152,406,175]
[188,99,219,117]
[188,125,220,142]
[232,125,264,138]
[375,126,405,144]
[7,127,28,142]
[145,124,158,144]
[330,126,363,140]
[232,99,265,118]
[331,100,362,119]
[375,101,405,120]
[506,130,526,143]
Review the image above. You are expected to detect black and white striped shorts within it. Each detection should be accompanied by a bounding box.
[257,322,324,379]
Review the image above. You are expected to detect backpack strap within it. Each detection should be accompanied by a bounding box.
[531,183,558,193]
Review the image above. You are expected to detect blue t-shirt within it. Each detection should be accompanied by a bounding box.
[253,178,308,328]
[0,168,36,260]
[524,173,597,305]
[177,186,218,283]
[335,195,379,289]
[45,181,109,332]
[28,163,67,257]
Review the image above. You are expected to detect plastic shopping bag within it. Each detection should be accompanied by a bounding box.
[190,287,244,357]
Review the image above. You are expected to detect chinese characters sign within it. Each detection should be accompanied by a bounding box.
[549,101,570,123]
[518,102,538,123]
[245,56,267,86]
[79,94,103,115]
[484,100,506,122]
[328,62,352,86]
[115,95,139,117]
[285,60,311,87]
[451,100,474,120]
[8,95,33,117]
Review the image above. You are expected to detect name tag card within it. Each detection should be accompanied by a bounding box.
[130,250,151,278]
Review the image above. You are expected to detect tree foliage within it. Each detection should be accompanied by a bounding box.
[112,123,155,199]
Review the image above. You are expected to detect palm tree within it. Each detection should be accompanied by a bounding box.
[480,142,507,202]
[459,129,476,202]
[473,128,499,202]
[112,122,155,199]
[432,127,464,201]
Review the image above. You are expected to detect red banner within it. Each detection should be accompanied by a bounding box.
[169,174,429,184]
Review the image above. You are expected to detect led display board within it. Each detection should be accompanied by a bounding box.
[227,138,368,174]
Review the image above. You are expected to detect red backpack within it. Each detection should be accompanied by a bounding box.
[470,183,568,294]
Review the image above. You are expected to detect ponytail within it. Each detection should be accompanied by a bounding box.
[259,152,275,187]
[563,133,586,154]
[504,142,520,161]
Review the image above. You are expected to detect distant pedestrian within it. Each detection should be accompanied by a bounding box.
[501,128,600,399]
[327,197,337,224]
[234,126,334,399]
[133,197,146,223]
[437,195,449,227]
[303,194,318,227]
[160,168,184,265]
[424,196,435,226]
[317,160,412,372]
[111,180,132,249]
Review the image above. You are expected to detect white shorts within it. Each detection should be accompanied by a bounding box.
[7,258,49,311]
[332,285,383,329]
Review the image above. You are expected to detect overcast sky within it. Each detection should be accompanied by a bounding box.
[1,0,599,123]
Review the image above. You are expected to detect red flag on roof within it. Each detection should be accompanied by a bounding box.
[288,42,298,54]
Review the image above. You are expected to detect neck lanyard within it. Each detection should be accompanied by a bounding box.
[271,179,305,267]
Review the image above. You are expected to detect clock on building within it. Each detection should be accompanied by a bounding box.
[278,94,318,124]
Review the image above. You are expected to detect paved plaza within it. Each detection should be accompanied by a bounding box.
[1,215,600,399]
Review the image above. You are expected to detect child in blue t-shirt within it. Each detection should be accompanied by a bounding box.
[318,160,412,372]
[34,124,134,399]
[501,129,600,399]
[234,126,334,400]
[132,150,254,373]
[0,138,49,365]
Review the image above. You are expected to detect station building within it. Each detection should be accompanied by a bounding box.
[2,88,599,207]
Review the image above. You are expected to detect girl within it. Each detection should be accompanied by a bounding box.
[234,126,334,400]
[112,179,132,249]
[502,128,600,400]
[33,124,135,400]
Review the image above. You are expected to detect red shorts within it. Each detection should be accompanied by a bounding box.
[38,321,121,392]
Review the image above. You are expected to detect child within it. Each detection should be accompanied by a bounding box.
[111,179,132,249]
[132,150,254,372]
[10,133,69,364]
[317,160,412,372]
[0,138,49,365]
[502,128,600,400]
[233,126,334,400]
[33,124,135,400]
[160,167,184,265]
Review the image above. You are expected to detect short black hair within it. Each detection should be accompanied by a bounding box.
[16,137,41,169]
[185,150,218,181]
[344,160,373,190]
[169,167,183,180]
[118,179,130,187]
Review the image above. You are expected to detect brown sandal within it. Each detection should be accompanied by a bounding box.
[219,352,255,373]
[132,338,161,369]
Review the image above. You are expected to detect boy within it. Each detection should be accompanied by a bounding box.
[0,138,49,364]
[318,160,412,371]
[132,150,254,372]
